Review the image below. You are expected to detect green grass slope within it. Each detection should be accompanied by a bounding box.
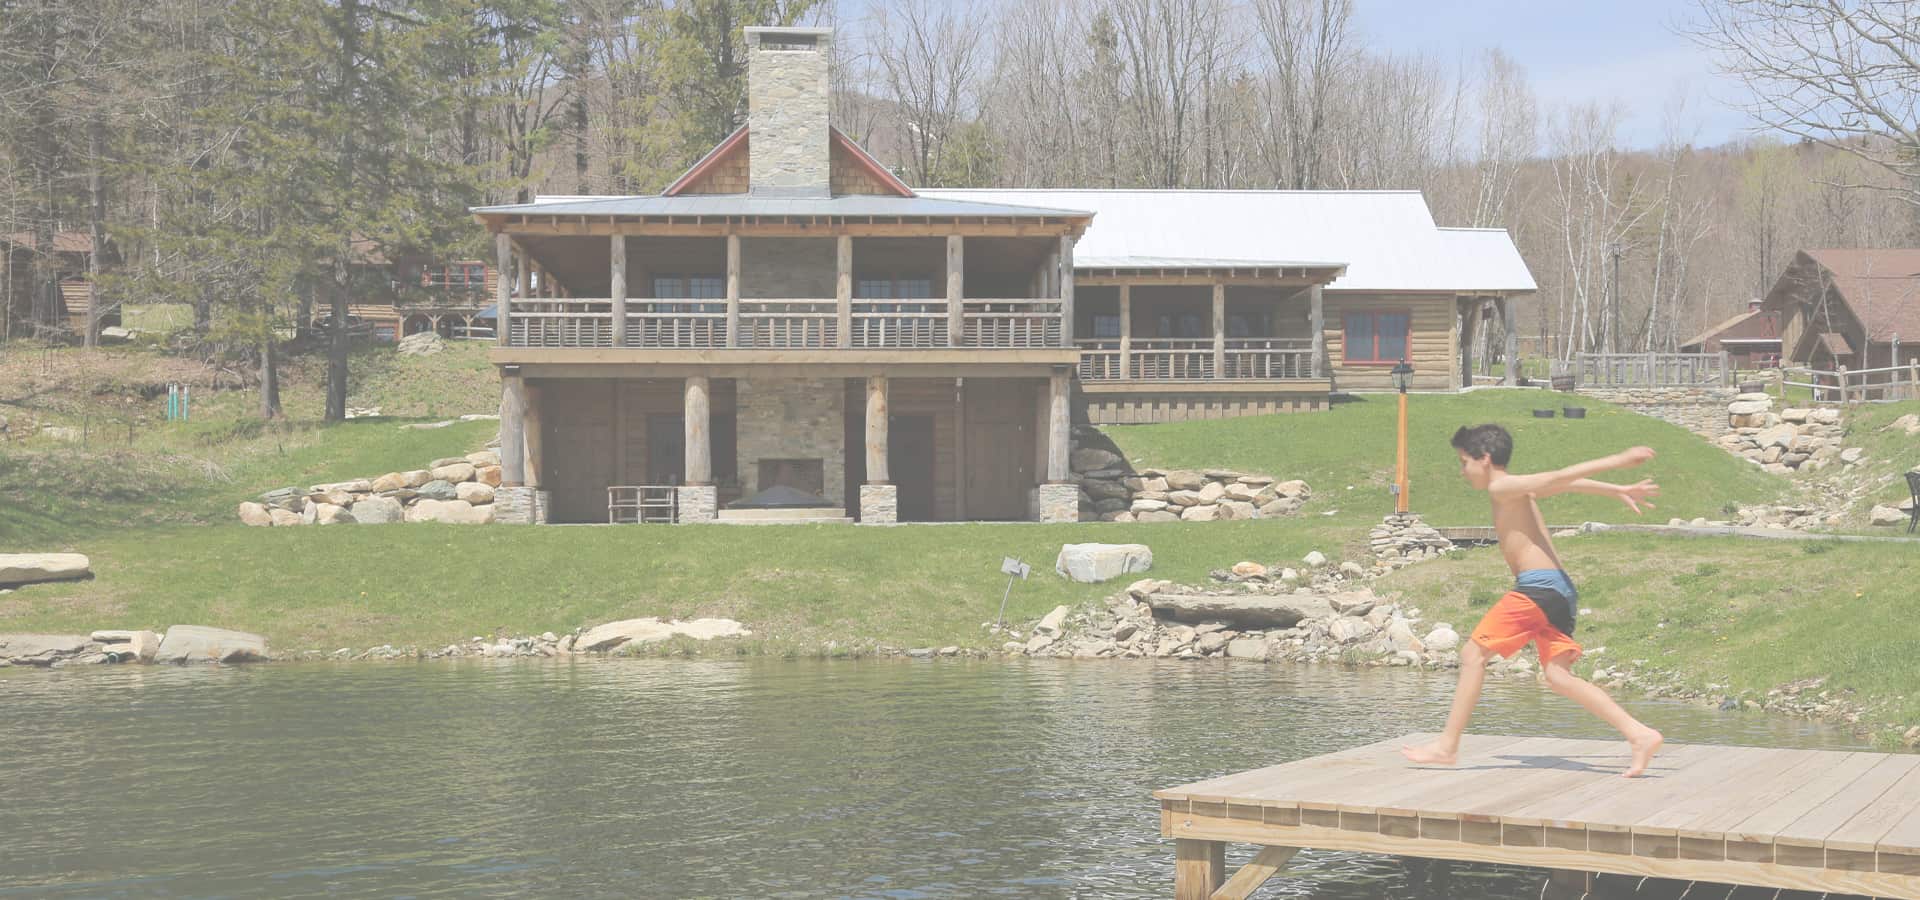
[1105,390,1789,526]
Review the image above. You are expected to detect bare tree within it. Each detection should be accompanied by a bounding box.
[1250,0,1353,189]
[868,0,989,186]
[1688,0,1920,207]
[1470,49,1536,228]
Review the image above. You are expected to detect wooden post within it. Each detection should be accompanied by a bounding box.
[610,235,627,347]
[865,376,889,483]
[725,235,741,348]
[1173,838,1225,900]
[499,375,527,487]
[516,244,532,305]
[1058,234,1075,347]
[1720,350,1731,387]
[946,234,964,347]
[523,382,543,488]
[836,235,852,349]
[494,233,511,346]
[1910,360,1918,401]
[1501,295,1519,386]
[683,376,711,484]
[1046,368,1070,482]
[1211,282,1226,377]
[1118,284,1133,379]
[1776,368,1786,400]
[1309,284,1325,378]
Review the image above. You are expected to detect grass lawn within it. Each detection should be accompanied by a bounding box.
[1380,533,1920,727]
[1104,389,1788,527]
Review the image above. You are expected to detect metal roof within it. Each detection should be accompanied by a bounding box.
[1076,255,1346,271]
[917,189,1536,293]
[473,194,1092,219]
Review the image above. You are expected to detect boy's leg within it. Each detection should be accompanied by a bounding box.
[1400,638,1489,765]
[1541,652,1663,778]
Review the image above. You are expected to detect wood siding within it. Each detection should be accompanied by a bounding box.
[830,139,897,196]
[675,139,750,195]
[1323,293,1457,391]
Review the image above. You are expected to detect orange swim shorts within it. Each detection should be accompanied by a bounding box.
[1470,591,1582,666]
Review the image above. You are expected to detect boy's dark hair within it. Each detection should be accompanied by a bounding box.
[1451,424,1513,467]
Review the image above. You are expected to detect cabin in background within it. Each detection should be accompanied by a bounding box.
[1763,249,1920,384]
[1,231,108,341]
[1680,299,1781,369]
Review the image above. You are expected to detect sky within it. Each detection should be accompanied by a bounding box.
[1353,0,1766,149]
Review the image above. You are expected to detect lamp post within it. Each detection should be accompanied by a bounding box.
[1391,359,1414,514]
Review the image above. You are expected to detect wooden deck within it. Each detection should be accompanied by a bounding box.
[1156,734,1920,899]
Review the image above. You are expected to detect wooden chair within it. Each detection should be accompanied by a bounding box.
[1907,471,1920,535]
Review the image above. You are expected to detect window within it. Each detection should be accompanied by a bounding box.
[653,274,724,312]
[1343,311,1410,363]
[1091,314,1122,338]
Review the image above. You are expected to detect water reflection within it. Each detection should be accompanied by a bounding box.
[0,659,1866,898]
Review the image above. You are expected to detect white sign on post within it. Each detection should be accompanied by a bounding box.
[1001,557,1031,579]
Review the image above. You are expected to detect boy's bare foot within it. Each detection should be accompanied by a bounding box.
[1400,741,1459,766]
[1623,729,1663,778]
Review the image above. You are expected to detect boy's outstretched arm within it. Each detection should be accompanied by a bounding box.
[1564,477,1660,512]
[1490,447,1656,501]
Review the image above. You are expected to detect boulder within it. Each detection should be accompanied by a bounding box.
[308,489,354,508]
[1870,505,1909,526]
[1385,619,1425,652]
[1303,550,1328,568]
[416,480,458,501]
[258,487,304,510]
[1328,617,1375,643]
[476,465,503,487]
[1035,605,1072,636]
[1167,490,1206,507]
[126,629,161,662]
[399,470,433,488]
[350,496,404,525]
[1130,498,1169,513]
[1225,638,1270,660]
[0,633,91,662]
[430,462,477,484]
[311,503,355,525]
[1195,631,1233,655]
[465,449,501,467]
[1135,511,1180,523]
[0,553,91,587]
[237,502,273,527]
[1781,408,1812,424]
[1840,447,1866,465]
[1338,561,1366,578]
[91,629,135,643]
[1258,498,1301,517]
[455,482,496,504]
[1196,481,1228,503]
[155,625,267,664]
[370,472,408,493]
[1755,424,1798,450]
[406,498,490,524]
[1138,476,1169,493]
[1218,500,1256,520]
[268,508,302,527]
[1808,408,1841,425]
[1733,392,1773,403]
[311,479,373,495]
[1055,543,1153,583]
[1327,592,1375,616]
[1230,561,1268,579]
[1179,504,1220,522]
[1164,470,1206,491]
[1726,400,1770,416]
[1146,592,1334,630]
[574,617,750,652]
[1424,626,1461,652]
[1223,483,1262,502]
[1278,568,1301,583]
[1274,480,1310,498]
[1070,447,1122,472]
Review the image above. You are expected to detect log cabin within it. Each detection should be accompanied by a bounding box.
[472,26,1536,526]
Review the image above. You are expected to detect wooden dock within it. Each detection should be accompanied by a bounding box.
[1156,734,1920,899]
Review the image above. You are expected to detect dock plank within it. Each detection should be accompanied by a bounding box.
[1773,755,1920,849]
[1826,762,1920,854]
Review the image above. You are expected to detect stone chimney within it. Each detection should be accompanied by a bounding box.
[745,27,833,197]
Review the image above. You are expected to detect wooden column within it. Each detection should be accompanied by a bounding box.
[516,245,532,304]
[725,235,741,348]
[1118,284,1133,378]
[610,234,627,347]
[523,382,544,488]
[499,375,527,487]
[1501,294,1519,386]
[494,233,511,346]
[1211,282,1227,376]
[1173,838,1225,900]
[865,376,889,483]
[1058,234,1075,347]
[836,235,852,348]
[946,234,964,347]
[683,376,711,484]
[1309,284,1325,378]
[1458,297,1479,389]
[1046,368,1070,482]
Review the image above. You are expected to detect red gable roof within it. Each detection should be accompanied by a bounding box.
[1803,248,1920,341]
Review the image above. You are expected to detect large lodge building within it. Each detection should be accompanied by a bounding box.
[475,27,1536,526]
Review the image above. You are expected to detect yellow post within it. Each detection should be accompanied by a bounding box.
[1396,388,1410,514]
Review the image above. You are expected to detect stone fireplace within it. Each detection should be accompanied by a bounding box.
[735,377,845,506]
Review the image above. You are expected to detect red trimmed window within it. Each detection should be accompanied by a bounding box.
[1343,311,1410,364]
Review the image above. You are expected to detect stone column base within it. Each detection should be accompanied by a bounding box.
[495,486,534,524]
[1037,482,1080,523]
[676,485,717,523]
[859,483,898,524]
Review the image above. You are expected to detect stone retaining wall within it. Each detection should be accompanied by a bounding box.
[1574,386,1735,435]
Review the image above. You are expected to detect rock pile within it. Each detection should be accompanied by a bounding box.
[1368,513,1455,567]
[396,331,448,356]
[238,449,503,526]
[1718,393,1855,474]
[1067,426,1311,523]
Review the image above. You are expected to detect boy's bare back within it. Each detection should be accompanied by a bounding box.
[1486,478,1564,577]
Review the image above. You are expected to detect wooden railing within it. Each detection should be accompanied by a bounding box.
[1078,340,1122,380]
[628,302,725,348]
[853,300,948,348]
[1575,352,1730,388]
[1222,339,1315,379]
[737,299,838,349]
[1077,338,1317,381]
[962,299,1062,348]
[508,298,614,348]
[1782,363,1920,404]
[1128,339,1217,380]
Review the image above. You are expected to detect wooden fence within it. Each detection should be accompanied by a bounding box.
[1570,352,1732,388]
[1778,363,1920,405]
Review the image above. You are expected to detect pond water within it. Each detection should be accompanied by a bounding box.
[0,659,1868,898]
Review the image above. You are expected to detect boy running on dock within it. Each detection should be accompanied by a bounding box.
[1400,424,1665,778]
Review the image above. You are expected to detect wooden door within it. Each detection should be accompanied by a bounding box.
[889,414,936,521]
[647,414,684,484]
[543,381,615,524]
[962,379,1035,520]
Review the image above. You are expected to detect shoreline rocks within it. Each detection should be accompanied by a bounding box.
[0,554,92,587]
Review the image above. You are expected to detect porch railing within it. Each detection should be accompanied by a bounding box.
[508,298,614,348]
[1075,338,1318,381]
[738,299,837,349]
[853,300,948,348]
[1575,352,1731,388]
[962,299,1062,348]
[628,301,726,348]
